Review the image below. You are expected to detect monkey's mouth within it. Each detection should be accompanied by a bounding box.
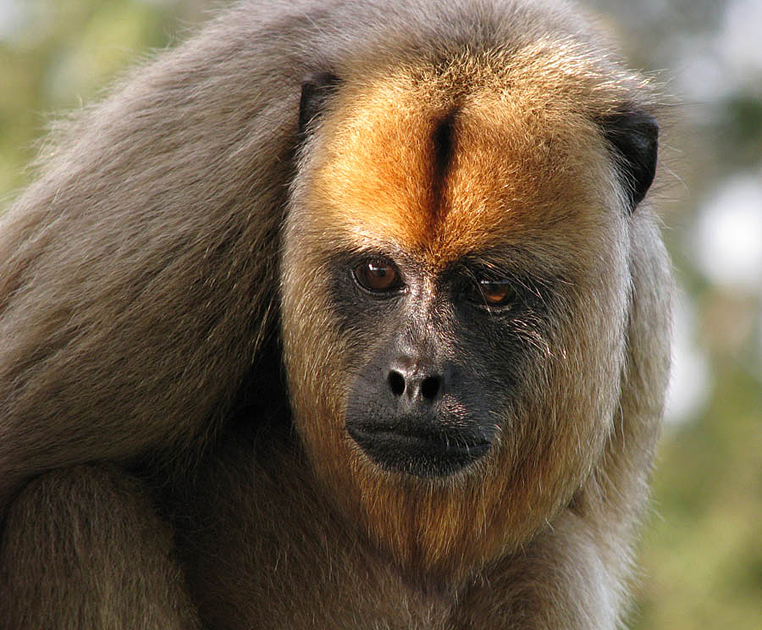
[347,420,491,478]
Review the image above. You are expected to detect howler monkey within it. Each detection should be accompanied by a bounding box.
[0,0,672,628]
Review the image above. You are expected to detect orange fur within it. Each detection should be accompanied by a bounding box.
[310,45,635,265]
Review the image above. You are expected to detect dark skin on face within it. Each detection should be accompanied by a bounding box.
[339,249,554,478]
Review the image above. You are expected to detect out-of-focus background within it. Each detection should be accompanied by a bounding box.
[1,0,760,627]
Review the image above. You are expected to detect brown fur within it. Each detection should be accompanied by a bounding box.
[0,1,671,628]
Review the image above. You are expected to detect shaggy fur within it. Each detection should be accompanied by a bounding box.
[0,1,671,628]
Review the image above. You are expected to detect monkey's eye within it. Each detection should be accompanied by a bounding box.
[353,259,402,293]
[464,278,516,308]
[479,280,514,305]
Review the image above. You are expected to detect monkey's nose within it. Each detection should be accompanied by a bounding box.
[387,367,443,404]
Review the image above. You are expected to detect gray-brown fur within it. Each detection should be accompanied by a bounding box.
[0,1,672,628]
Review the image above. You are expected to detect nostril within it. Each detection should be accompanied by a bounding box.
[420,375,440,400]
[388,370,405,397]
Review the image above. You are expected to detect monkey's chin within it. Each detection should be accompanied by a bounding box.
[347,422,491,478]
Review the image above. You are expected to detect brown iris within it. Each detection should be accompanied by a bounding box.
[463,277,516,307]
[478,279,514,305]
[353,260,401,293]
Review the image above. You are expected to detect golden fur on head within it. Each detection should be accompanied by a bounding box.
[310,42,642,260]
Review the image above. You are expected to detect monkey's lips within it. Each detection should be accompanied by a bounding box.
[347,419,491,478]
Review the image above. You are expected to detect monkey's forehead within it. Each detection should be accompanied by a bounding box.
[306,48,624,266]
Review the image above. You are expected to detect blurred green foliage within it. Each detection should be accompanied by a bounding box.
[1,1,760,628]
[635,366,762,628]
[0,0,190,194]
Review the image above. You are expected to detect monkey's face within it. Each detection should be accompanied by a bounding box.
[282,58,637,571]
[339,252,516,478]
[336,223,588,478]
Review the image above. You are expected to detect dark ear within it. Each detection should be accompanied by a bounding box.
[599,109,659,212]
[299,72,340,140]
